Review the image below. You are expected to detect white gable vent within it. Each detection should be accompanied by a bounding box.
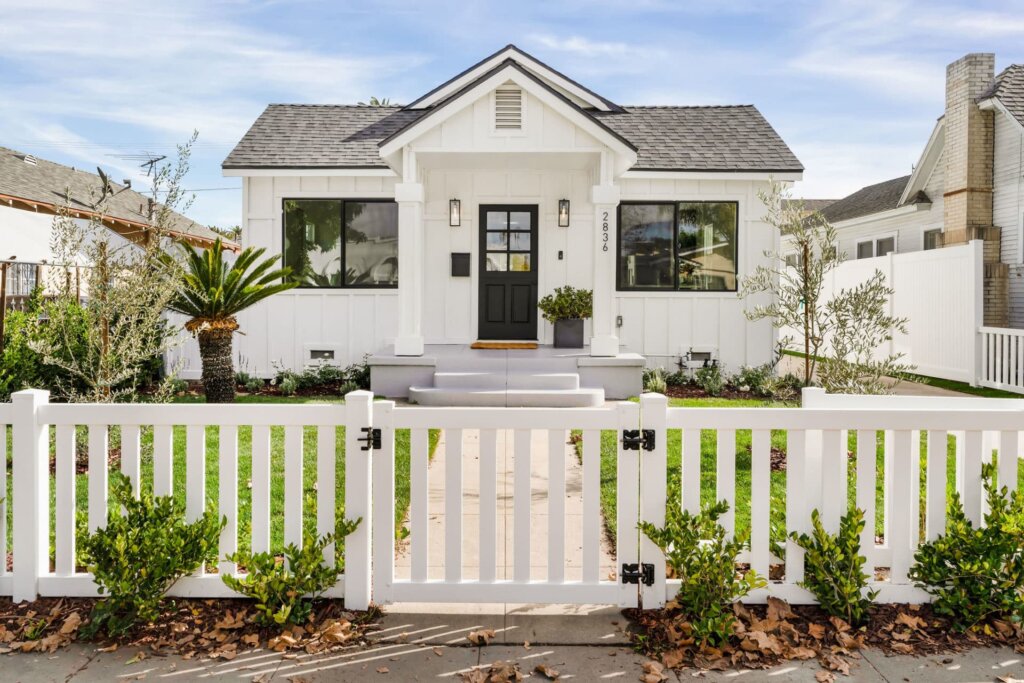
[494,85,523,130]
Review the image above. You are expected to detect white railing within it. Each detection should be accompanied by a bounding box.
[1,389,1022,609]
[980,326,1024,395]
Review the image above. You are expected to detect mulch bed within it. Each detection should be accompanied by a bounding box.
[0,597,379,660]
[663,385,767,401]
[625,597,1024,681]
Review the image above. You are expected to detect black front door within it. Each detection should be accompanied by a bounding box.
[478,205,538,340]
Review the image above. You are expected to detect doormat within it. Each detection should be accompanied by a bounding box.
[470,341,539,350]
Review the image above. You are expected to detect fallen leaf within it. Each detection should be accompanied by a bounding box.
[766,597,795,622]
[467,629,497,646]
[807,622,826,640]
[242,634,259,647]
[376,666,389,674]
[125,651,147,665]
[891,642,913,654]
[641,660,668,682]
[895,613,926,631]
[534,663,560,679]
[815,672,835,683]
[60,612,82,635]
[432,647,443,656]
[661,647,685,669]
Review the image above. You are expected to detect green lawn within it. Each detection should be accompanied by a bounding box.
[584,396,1024,550]
[5,396,438,564]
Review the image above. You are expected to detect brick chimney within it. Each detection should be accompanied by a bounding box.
[940,53,1007,326]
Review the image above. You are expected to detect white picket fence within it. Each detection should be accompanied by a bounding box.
[1,389,1022,609]
[980,326,1024,394]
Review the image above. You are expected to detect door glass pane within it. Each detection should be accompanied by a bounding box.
[509,211,531,230]
[509,253,531,272]
[876,237,895,257]
[487,211,507,231]
[283,199,343,287]
[486,232,508,250]
[509,232,531,251]
[677,202,737,291]
[486,253,508,271]
[618,204,674,289]
[344,202,398,286]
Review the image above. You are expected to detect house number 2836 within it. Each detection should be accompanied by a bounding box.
[601,211,609,252]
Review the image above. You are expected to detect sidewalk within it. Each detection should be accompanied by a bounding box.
[8,611,1024,682]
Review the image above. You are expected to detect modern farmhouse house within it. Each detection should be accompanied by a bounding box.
[218,45,803,404]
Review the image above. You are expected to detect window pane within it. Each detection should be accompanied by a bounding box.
[857,242,873,259]
[345,202,398,286]
[924,229,941,250]
[284,199,342,287]
[486,232,508,250]
[509,211,531,230]
[486,253,508,271]
[618,204,674,289]
[876,237,895,257]
[677,202,737,291]
[510,253,531,272]
[509,232,531,251]
[487,211,507,231]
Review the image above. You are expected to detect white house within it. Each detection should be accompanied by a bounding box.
[807,53,1024,329]
[220,45,803,404]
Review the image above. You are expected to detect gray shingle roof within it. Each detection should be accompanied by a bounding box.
[223,103,803,173]
[979,64,1024,128]
[819,175,930,224]
[0,146,224,245]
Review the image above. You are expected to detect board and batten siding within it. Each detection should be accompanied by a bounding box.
[615,178,776,371]
[993,111,1024,328]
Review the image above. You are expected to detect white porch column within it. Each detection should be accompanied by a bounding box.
[590,183,620,356]
[394,182,424,356]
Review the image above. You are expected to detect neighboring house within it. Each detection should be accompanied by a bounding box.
[220,44,803,403]
[0,146,232,304]
[807,54,1024,328]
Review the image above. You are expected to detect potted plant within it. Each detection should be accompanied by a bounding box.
[538,286,593,348]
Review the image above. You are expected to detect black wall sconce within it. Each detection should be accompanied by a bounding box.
[449,199,461,227]
[558,199,570,227]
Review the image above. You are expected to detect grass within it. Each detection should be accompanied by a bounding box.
[584,396,1024,550]
[4,395,439,565]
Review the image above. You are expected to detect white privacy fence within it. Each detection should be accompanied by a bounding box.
[1,389,1022,609]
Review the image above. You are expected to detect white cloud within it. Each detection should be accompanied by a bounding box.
[529,34,631,58]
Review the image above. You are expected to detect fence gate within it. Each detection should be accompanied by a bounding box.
[349,393,670,610]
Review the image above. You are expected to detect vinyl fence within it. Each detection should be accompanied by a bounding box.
[1,389,1022,609]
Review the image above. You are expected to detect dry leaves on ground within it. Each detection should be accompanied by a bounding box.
[460,660,523,682]
[533,663,560,679]
[467,629,497,646]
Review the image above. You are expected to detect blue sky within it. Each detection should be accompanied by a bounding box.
[2,0,1023,227]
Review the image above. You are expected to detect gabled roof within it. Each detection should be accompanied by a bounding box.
[405,44,622,112]
[820,175,930,224]
[0,146,231,250]
[978,64,1024,128]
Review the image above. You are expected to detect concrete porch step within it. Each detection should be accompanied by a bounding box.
[434,372,580,390]
[407,386,604,407]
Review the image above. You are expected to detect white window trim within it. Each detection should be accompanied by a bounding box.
[491,86,527,137]
[857,232,898,259]
[922,227,942,251]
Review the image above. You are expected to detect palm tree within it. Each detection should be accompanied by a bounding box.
[168,239,297,402]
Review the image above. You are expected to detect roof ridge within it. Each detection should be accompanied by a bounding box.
[267,103,404,109]
[618,104,755,110]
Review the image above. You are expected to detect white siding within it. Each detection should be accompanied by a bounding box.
[993,111,1024,327]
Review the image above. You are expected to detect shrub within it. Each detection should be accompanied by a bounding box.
[761,373,802,402]
[910,464,1024,631]
[664,370,688,387]
[80,473,223,636]
[640,492,765,646]
[695,363,724,397]
[280,375,299,396]
[790,508,877,626]
[733,364,773,396]
[235,370,253,386]
[537,286,593,323]
[244,376,264,393]
[344,356,371,390]
[0,309,45,400]
[224,512,360,627]
[167,378,189,395]
[643,367,667,394]
[338,380,360,396]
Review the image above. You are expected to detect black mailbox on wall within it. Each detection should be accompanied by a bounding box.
[451,252,470,277]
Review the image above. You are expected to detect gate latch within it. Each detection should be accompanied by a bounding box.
[622,429,656,452]
[359,427,382,451]
[621,563,655,586]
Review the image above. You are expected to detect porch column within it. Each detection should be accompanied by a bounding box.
[394,182,424,356]
[590,184,620,356]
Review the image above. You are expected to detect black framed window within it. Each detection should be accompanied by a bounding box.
[283,199,398,288]
[617,201,738,292]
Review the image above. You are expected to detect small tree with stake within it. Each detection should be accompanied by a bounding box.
[167,239,296,403]
[740,181,911,393]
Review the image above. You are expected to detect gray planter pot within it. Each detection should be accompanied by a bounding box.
[553,318,585,348]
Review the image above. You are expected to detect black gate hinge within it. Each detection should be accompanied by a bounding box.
[359,427,382,451]
[621,562,655,586]
[622,429,656,452]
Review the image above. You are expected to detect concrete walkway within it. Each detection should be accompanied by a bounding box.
[394,428,617,592]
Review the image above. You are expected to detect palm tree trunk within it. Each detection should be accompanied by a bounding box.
[197,327,235,403]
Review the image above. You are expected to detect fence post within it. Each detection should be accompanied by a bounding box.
[12,389,49,603]
[800,387,824,517]
[344,390,373,610]
[639,393,667,608]
[970,239,984,387]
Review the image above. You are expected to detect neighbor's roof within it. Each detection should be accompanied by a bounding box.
[819,175,930,224]
[223,103,803,173]
[978,64,1024,127]
[0,146,231,249]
